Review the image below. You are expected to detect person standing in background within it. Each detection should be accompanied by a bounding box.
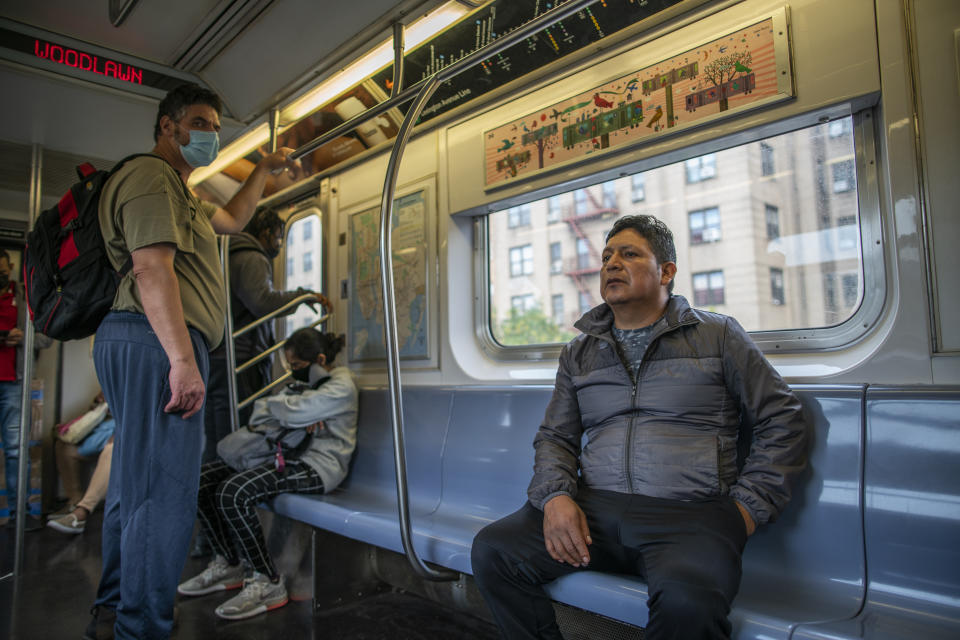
[0,249,51,523]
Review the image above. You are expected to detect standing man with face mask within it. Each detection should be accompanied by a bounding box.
[85,83,299,640]
[0,250,51,524]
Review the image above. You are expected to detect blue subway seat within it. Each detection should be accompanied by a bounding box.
[270,384,867,638]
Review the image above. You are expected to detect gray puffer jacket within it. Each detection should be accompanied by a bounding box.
[527,295,808,526]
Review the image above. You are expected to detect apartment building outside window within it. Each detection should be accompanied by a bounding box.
[574,189,589,215]
[550,242,563,274]
[507,204,532,228]
[551,294,564,325]
[302,219,313,241]
[829,119,852,138]
[509,244,534,277]
[765,204,780,240]
[602,181,617,208]
[578,291,592,314]
[770,267,785,305]
[547,196,564,223]
[303,251,313,272]
[693,270,725,306]
[511,294,536,312]
[576,238,591,269]
[631,173,645,201]
[760,143,775,176]
[832,160,855,192]
[689,207,721,244]
[685,153,717,183]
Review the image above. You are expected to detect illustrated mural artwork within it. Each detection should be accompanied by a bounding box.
[483,17,789,187]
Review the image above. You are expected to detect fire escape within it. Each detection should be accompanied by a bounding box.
[563,187,619,318]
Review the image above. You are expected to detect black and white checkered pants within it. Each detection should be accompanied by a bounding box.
[196,459,324,577]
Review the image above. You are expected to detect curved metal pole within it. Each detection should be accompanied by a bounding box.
[378,0,599,583]
[379,72,456,581]
[391,22,404,97]
[220,235,240,433]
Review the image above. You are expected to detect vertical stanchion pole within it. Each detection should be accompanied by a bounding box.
[13,144,42,576]
[221,236,239,433]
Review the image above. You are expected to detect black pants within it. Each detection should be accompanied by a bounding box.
[471,488,748,640]
[202,351,271,463]
[196,460,324,577]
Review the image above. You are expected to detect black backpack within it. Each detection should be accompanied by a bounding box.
[22,153,155,340]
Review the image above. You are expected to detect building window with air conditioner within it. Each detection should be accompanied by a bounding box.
[770,267,785,305]
[693,270,725,306]
[689,207,721,244]
[685,154,717,183]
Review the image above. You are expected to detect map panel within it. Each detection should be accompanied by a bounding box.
[348,191,429,361]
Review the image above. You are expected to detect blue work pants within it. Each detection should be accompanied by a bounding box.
[92,312,209,640]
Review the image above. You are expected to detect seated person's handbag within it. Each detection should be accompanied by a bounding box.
[217,425,313,472]
[57,402,109,444]
[217,378,325,472]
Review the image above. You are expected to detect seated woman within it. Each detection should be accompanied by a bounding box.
[177,328,357,620]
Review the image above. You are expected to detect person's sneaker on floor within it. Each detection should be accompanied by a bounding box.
[178,554,245,596]
[47,509,86,534]
[215,572,288,620]
[82,604,116,640]
[46,502,76,520]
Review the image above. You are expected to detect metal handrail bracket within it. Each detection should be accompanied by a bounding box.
[376,0,600,581]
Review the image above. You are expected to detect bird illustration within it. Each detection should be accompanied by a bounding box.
[646,106,663,129]
[734,61,752,73]
[497,139,515,152]
[593,93,614,108]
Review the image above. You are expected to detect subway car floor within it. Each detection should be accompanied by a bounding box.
[0,509,500,639]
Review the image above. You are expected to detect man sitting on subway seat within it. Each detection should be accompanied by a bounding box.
[471,214,809,640]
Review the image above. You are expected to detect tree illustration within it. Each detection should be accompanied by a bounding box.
[702,51,753,111]
[522,123,559,169]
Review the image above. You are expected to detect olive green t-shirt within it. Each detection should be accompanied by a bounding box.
[98,156,226,350]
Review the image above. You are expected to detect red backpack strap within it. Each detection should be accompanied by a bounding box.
[76,162,97,179]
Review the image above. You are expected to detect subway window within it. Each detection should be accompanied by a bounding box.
[284,211,323,334]
[485,117,865,347]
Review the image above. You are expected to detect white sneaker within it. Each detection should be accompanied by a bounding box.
[47,513,86,534]
[215,572,288,620]
[177,555,245,596]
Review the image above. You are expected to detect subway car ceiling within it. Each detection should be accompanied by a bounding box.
[0,0,458,196]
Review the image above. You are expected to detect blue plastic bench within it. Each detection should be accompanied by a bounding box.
[271,384,866,638]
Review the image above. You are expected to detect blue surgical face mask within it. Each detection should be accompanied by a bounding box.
[178,129,219,168]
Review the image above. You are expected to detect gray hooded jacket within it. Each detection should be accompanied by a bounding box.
[527,295,808,526]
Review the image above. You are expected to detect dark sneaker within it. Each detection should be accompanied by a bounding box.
[215,572,288,620]
[82,605,115,640]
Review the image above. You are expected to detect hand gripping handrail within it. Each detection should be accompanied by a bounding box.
[220,237,330,426]
[375,0,600,581]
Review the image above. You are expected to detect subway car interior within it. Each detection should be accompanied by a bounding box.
[0,0,958,638]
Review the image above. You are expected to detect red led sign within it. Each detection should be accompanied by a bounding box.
[33,39,143,85]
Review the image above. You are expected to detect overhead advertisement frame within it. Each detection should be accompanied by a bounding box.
[482,8,794,189]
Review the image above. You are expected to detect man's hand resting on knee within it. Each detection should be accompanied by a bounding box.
[543,495,592,567]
